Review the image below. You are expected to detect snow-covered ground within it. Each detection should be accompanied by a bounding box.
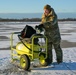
[0,21,76,75]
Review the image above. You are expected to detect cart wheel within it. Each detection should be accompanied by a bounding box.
[20,55,30,70]
[39,53,48,66]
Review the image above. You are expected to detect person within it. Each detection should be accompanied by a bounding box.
[35,4,63,65]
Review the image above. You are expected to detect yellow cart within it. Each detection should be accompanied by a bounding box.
[10,32,48,70]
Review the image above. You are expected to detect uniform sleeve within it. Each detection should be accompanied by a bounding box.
[51,14,58,25]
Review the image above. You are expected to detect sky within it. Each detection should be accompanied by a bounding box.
[0,0,75,13]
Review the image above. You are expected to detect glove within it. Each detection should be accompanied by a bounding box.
[35,25,39,29]
[35,24,44,32]
[38,24,44,28]
[38,24,44,32]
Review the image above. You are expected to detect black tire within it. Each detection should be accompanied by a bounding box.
[20,55,30,70]
[39,53,48,66]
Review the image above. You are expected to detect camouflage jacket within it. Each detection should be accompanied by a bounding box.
[41,8,61,42]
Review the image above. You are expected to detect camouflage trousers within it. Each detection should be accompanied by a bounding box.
[47,40,63,63]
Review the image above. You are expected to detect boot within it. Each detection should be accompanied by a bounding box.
[57,59,62,64]
[46,57,52,65]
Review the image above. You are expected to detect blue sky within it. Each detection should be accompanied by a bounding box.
[0,0,75,13]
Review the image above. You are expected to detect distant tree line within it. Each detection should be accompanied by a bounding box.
[0,18,41,22]
[58,18,76,21]
[0,18,76,22]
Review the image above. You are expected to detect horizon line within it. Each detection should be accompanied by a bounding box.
[0,12,76,14]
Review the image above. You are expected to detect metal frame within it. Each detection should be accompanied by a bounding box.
[10,32,48,61]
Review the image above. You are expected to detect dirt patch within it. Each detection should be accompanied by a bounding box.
[61,40,76,48]
[67,29,76,33]
[63,29,76,33]
[0,47,10,50]
[61,34,71,35]
[0,36,9,39]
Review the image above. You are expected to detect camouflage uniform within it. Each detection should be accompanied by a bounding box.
[41,7,63,64]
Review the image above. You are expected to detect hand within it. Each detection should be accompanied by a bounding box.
[35,24,44,32]
[39,24,43,26]
[35,25,39,29]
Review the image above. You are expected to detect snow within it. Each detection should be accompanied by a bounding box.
[61,33,76,42]
[0,21,76,75]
